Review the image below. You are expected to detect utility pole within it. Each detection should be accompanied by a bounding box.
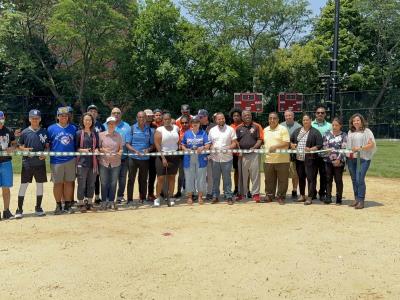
[330,0,340,120]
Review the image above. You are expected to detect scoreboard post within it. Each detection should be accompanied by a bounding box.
[233,93,263,113]
[277,92,303,113]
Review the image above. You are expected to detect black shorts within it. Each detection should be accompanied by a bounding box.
[233,155,239,170]
[21,164,47,184]
[155,156,180,176]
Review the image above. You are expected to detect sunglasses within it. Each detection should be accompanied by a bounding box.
[112,112,121,115]
[181,122,188,124]
[316,111,325,115]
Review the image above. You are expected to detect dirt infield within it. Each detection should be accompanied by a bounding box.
[1,175,399,299]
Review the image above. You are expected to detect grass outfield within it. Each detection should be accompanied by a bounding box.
[9,140,400,178]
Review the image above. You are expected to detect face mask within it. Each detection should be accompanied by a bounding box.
[0,119,5,125]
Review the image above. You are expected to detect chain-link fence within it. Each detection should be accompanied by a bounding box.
[2,90,399,138]
[302,89,400,138]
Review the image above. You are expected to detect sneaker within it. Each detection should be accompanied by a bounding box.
[252,194,261,203]
[126,200,134,207]
[2,209,14,220]
[206,194,213,201]
[227,198,234,205]
[94,199,101,205]
[291,190,298,198]
[15,209,23,219]
[173,191,182,198]
[154,198,161,207]
[211,197,219,204]
[247,191,252,199]
[170,200,175,206]
[54,205,63,215]
[324,197,332,204]
[236,194,243,201]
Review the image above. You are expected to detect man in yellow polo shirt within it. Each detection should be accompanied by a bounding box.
[263,112,290,204]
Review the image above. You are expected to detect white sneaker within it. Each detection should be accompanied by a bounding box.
[170,200,175,206]
[154,198,161,207]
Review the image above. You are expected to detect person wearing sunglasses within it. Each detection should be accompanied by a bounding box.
[311,105,332,202]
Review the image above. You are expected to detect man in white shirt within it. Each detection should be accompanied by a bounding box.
[208,112,237,205]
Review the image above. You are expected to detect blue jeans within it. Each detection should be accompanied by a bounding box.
[117,158,128,199]
[347,158,371,202]
[100,164,121,203]
[212,160,233,199]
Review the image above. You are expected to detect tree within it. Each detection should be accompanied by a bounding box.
[183,0,311,91]
[48,0,133,112]
[0,0,64,102]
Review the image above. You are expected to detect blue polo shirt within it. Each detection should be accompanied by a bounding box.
[47,123,77,164]
[181,129,210,169]
[126,123,154,160]
[103,120,131,159]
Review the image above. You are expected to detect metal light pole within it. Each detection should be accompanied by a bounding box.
[330,0,340,120]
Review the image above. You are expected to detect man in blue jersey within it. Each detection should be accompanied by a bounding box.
[16,109,48,219]
[48,107,77,214]
[126,111,154,205]
[87,104,105,204]
[103,107,131,204]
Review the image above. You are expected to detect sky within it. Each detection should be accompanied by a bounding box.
[310,0,328,16]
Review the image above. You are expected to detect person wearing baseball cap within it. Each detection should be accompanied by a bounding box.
[47,106,77,214]
[98,116,123,209]
[0,111,17,220]
[15,109,48,219]
[175,104,193,130]
[103,107,131,205]
[197,109,216,200]
[87,104,105,204]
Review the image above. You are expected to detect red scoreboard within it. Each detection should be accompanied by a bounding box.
[278,92,303,112]
[234,93,263,113]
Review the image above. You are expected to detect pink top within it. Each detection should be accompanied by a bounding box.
[99,131,122,168]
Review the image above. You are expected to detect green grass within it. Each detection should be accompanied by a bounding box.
[368,141,400,178]
[9,141,400,178]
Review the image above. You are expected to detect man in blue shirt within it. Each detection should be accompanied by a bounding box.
[126,111,154,205]
[48,107,77,214]
[311,105,332,201]
[103,107,131,204]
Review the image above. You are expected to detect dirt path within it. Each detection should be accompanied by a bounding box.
[0,175,399,299]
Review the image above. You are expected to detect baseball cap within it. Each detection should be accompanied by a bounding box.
[29,109,41,117]
[0,111,4,119]
[181,104,190,112]
[87,104,98,112]
[153,108,162,114]
[198,109,208,117]
[106,116,117,123]
[144,109,154,116]
[57,107,69,115]
[191,115,201,123]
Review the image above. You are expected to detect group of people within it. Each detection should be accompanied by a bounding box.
[0,103,376,220]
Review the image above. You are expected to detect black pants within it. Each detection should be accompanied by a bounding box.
[315,156,327,198]
[95,175,100,196]
[127,158,149,201]
[296,159,318,199]
[325,162,344,202]
[148,156,156,196]
[176,159,185,193]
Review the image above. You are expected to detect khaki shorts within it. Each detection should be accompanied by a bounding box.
[289,161,298,179]
[51,159,76,183]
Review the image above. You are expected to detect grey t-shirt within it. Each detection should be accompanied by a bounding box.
[280,121,302,138]
[347,128,376,160]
